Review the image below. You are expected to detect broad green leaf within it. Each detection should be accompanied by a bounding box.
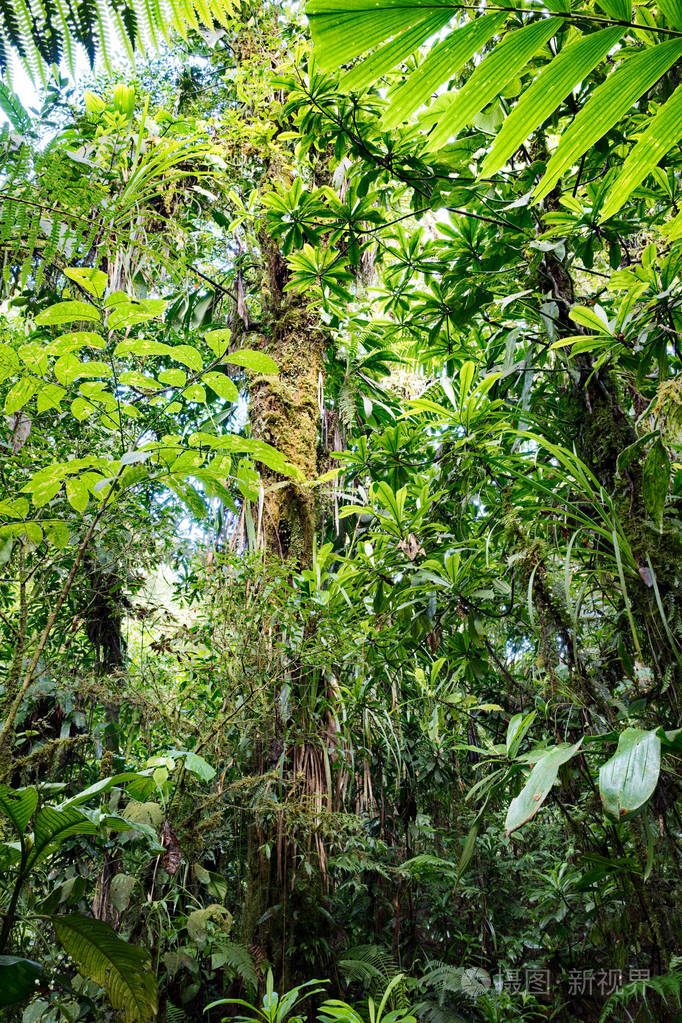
[47,332,105,355]
[119,371,158,390]
[165,749,216,781]
[204,329,231,356]
[236,459,261,502]
[54,355,110,386]
[189,432,298,476]
[224,350,279,374]
[110,874,137,912]
[569,305,611,334]
[203,372,239,402]
[158,368,186,387]
[53,915,157,1023]
[601,83,682,220]
[107,299,166,330]
[426,18,561,150]
[457,821,479,878]
[0,343,20,382]
[35,301,100,326]
[31,480,62,508]
[45,520,69,549]
[115,339,173,359]
[66,477,90,513]
[0,957,45,1008]
[599,728,661,819]
[383,13,508,129]
[642,436,670,531]
[167,480,208,519]
[505,741,582,835]
[63,267,107,299]
[0,784,38,835]
[458,361,476,403]
[506,710,536,758]
[172,345,203,371]
[27,805,99,870]
[535,38,682,200]
[0,498,29,518]
[4,378,37,414]
[0,537,12,565]
[182,383,207,403]
[37,384,67,412]
[483,27,624,176]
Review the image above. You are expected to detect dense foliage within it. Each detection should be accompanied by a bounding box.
[2,0,682,1021]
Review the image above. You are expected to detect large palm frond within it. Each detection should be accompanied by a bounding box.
[306,0,682,220]
[0,0,233,82]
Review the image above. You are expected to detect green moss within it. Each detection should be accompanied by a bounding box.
[248,306,324,565]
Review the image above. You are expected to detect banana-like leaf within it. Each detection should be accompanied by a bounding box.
[53,915,157,1023]
[0,784,38,836]
[600,82,682,219]
[482,26,624,176]
[505,741,582,835]
[26,805,99,870]
[425,18,562,150]
[599,728,661,819]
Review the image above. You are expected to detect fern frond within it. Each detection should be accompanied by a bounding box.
[165,1002,187,1023]
[339,945,406,1006]
[213,940,258,996]
[599,962,682,1022]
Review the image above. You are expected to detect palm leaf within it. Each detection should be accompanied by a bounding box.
[0,0,235,80]
[382,12,507,130]
[425,17,562,149]
[600,81,682,219]
[534,37,682,200]
[342,7,455,91]
[481,25,624,176]
[307,0,682,208]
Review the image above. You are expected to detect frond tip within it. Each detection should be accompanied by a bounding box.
[0,0,234,80]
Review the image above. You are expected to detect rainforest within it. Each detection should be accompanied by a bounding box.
[1,0,682,1019]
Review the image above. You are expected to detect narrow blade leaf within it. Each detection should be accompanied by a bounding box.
[383,12,508,129]
[601,82,682,220]
[483,27,624,176]
[535,38,682,200]
[426,18,562,150]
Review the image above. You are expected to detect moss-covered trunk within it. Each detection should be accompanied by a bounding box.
[249,235,323,565]
[241,237,326,985]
